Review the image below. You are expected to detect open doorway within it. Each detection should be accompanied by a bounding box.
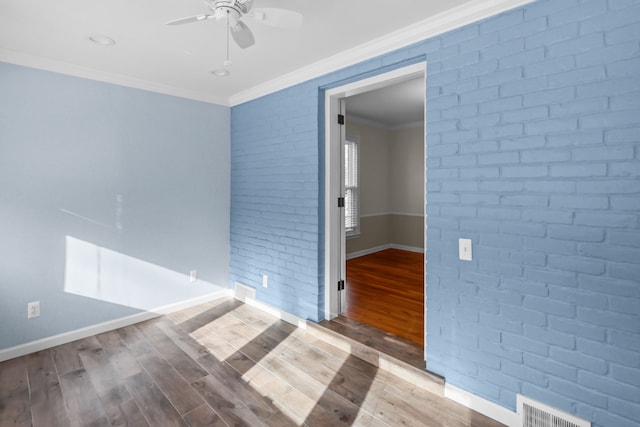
[324,63,427,364]
[343,78,425,346]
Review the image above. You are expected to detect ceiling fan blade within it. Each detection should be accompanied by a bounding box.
[166,14,214,26]
[230,21,255,49]
[249,8,303,29]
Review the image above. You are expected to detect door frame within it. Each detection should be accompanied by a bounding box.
[323,62,427,333]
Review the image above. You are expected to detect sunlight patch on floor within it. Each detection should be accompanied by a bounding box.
[242,330,354,423]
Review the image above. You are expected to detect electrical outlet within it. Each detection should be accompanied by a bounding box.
[459,238,472,261]
[28,301,40,319]
[262,274,268,288]
[189,270,197,283]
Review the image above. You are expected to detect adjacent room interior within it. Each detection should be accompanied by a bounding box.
[328,76,427,360]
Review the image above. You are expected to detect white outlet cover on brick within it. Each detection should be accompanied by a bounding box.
[459,238,472,261]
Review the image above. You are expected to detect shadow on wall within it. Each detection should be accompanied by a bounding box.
[64,236,225,312]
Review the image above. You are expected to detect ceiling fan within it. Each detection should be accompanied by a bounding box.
[166,0,303,49]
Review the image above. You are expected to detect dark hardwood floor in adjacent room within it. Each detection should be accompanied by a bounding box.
[0,298,504,427]
[345,248,424,346]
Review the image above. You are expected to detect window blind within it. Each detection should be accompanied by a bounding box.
[344,138,359,236]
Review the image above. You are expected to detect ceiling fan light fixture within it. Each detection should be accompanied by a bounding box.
[211,69,230,77]
[215,7,240,22]
[89,34,116,46]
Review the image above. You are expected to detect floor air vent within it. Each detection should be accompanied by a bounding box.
[518,395,590,427]
[234,282,256,303]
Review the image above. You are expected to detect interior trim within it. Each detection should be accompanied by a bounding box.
[0,289,232,362]
[445,383,519,427]
[0,0,533,106]
[230,0,534,106]
[346,243,424,260]
[242,297,308,330]
[0,48,228,106]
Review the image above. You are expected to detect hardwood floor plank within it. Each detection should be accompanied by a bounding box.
[260,354,361,426]
[153,318,212,361]
[191,374,268,427]
[117,325,154,357]
[76,337,133,412]
[0,357,31,426]
[26,350,70,427]
[209,362,278,420]
[58,368,111,427]
[319,316,424,367]
[51,341,84,376]
[104,399,150,427]
[264,410,299,427]
[346,248,424,345]
[362,371,489,427]
[221,348,258,376]
[195,354,279,421]
[183,404,226,427]
[271,342,341,389]
[223,323,293,375]
[177,298,243,333]
[136,349,204,415]
[353,411,389,427]
[291,353,377,425]
[124,372,188,427]
[191,327,241,361]
[135,322,208,384]
[95,331,144,379]
[226,359,309,424]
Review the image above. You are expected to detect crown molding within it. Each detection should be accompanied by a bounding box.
[0,48,229,106]
[1,0,532,107]
[229,0,534,106]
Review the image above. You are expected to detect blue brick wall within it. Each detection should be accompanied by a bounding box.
[230,82,326,319]
[231,0,640,425]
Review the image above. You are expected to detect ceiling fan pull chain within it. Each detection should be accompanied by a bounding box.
[224,9,231,66]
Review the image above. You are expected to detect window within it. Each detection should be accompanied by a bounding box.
[344,137,359,237]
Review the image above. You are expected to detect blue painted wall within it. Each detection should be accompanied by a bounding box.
[0,62,231,349]
[231,0,640,425]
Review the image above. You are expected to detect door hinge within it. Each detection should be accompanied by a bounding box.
[337,197,345,208]
[337,280,345,291]
[338,114,345,125]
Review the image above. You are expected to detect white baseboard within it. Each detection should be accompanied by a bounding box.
[232,284,306,329]
[239,296,308,330]
[0,289,232,362]
[346,244,393,259]
[390,244,424,254]
[346,243,424,260]
[445,383,518,427]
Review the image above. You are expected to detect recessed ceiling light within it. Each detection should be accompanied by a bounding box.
[211,69,230,77]
[89,35,116,46]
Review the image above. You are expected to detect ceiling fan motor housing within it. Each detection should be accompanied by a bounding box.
[205,0,252,21]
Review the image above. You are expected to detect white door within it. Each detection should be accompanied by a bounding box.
[337,99,347,313]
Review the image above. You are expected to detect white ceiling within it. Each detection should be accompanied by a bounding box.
[0,0,527,105]
[346,77,425,128]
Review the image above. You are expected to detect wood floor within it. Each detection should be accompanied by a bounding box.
[345,249,424,346]
[318,315,425,369]
[0,297,504,427]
